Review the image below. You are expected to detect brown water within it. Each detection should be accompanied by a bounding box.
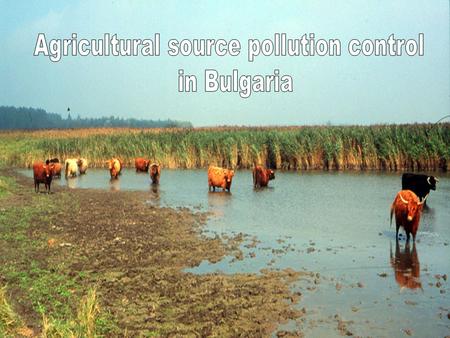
[19,169,450,336]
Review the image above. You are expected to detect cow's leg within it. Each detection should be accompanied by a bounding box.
[395,224,400,242]
[406,231,411,243]
[34,181,38,193]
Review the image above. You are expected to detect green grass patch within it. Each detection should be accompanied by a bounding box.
[0,174,118,336]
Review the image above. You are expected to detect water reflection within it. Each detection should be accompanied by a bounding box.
[207,191,232,218]
[109,178,121,191]
[66,176,77,189]
[390,241,422,290]
[149,183,160,203]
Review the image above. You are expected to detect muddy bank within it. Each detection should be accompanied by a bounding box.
[0,169,307,336]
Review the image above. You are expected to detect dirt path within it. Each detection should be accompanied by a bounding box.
[0,169,307,337]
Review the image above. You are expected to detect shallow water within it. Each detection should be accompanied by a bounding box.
[19,168,450,336]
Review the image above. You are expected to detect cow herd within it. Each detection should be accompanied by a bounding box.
[31,157,439,242]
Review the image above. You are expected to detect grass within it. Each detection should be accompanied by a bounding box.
[0,172,118,337]
[0,285,22,336]
[0,124,448,171]
[1,284,103,338]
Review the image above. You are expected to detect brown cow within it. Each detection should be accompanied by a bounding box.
[46,158,61,178]
[208,166,235,192]
[253,165,275,187]
[390,190,427,242]
[108,158,122,179]
[135,157,150,172]
[149,163,161,184]
[390,241,422,290]
[33,161,55,193]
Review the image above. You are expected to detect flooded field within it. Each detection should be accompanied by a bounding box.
[19,169,450,337]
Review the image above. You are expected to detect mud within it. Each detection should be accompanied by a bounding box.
[1,169,308,336]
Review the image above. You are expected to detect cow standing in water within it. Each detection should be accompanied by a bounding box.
[77,158,88,175]
[33,161,55,193]
[65,159,78,178]
[46,158,61,178]
[390,190,427,242]
[401,173,438,205]
[253,165,275,187]
[135,158,150,172]
[108,158,122,179]
[208,166,235,192]
[149,163,161,184]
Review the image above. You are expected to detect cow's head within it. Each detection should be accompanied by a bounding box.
[225,169,235,183]
[267,169,275,180]
[150,163,160,174]
[43,163,55,178]
[399,193,427,221]
[107,160,113,170]
[427,176,438,190]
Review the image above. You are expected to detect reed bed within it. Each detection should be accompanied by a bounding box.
[0,124,448,171]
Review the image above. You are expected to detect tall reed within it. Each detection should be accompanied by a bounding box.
[0,124,448,171]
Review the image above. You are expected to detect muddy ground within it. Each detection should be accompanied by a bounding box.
[0,169,308,337]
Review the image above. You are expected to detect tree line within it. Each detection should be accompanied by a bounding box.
[0,106,192,129]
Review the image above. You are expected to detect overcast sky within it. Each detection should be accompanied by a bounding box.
[0,0,448,126]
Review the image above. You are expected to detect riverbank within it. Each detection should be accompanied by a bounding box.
[0,124,448,171]
[0,168,307,337]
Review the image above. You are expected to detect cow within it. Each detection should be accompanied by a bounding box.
[33,161,55,193]
[149,163,161,184]
[253,165,275,187]
[65,159,78,178]
[390,241,422,290]
[390,190,427,242]
[401,173,438,205]
[135,157,150,172]
[108,158,122,179]
[77,158,88,175]
[46,158,61,178]
[208,166,235,192]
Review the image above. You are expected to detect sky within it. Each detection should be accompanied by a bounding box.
[0,0,449,126]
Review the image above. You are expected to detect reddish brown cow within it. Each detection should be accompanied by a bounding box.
[208,166,235,192]
[135,157,150,172]
[390,190,427,242]
[53,162,62,178]
[149,163,161,184]
[33,161,55,193]
[108,158,122,179]
[390,241,422,290]
[253,165,275,187]
[46,159,62,178]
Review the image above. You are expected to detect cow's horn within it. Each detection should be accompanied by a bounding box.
[427,177,432,185]
[435,177,439,182]
[399,193,409,204]
[418,194,429,205]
